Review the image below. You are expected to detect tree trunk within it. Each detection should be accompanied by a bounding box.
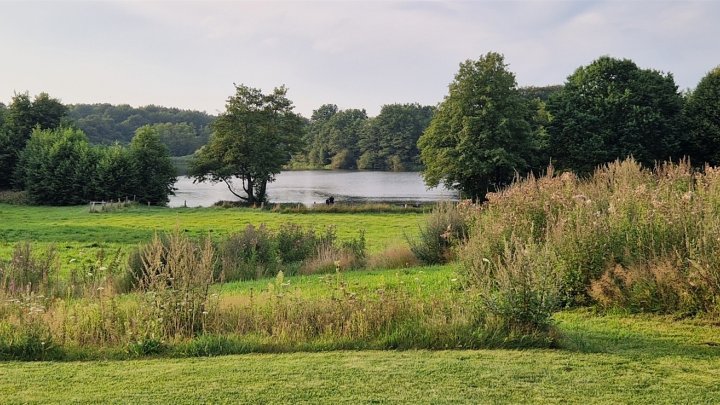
[256,178,268,203]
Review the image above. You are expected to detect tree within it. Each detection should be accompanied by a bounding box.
[189,84,304,204]
[0,92,67,189]
[67,103,214,146]
[129,125,177,204]
[362,103,434,171]
[97,143,139,200]
[547,56,684,174]
[306,104,339,166]
[17,127,99,205]
[417,52,534,201]
[683,66,720,165]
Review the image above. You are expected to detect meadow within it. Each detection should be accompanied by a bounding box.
[2,159,720,402]
[0,203,425,270]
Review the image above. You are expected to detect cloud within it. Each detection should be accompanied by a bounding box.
[1,1,718,116]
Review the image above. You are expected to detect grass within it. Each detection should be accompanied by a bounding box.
[216,263,459,300]
[4,159,720,402]
[0,204,425,264]
[1,311,718,403]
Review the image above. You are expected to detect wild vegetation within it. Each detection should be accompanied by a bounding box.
[2,53,720,401]
[2,159,720,364]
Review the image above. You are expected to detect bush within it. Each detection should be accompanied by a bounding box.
[275,223,324,264]
[465,237,561,335]
[218,224,279,281]
[407,202,470,264]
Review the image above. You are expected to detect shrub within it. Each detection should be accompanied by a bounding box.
[218,224,278,281]
[466,237,561,335]
[407,202,470,264]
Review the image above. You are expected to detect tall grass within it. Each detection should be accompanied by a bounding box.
[462,158,720,319]
[407,202,470,265]
[2,226,529,360]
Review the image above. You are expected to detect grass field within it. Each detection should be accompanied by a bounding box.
[1,311,718,403]
[0,203,423,247]
[2,200,720,403]
[0,203,426,270]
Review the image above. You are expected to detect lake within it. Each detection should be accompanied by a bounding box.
[169,171,458,207]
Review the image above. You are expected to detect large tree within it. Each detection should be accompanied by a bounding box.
[417,52,534,201]
[547,56,684,174]
[129,125,177,205]
[190,84,304,204]
[684,66,720,166]
[17,127,99,205]
[0,92,67,189]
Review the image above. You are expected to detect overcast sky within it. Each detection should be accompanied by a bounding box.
[1,0,718,117]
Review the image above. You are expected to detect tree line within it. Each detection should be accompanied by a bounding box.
[0,93,176,205]
[67,103,214,156]
[296,103,435,171]
[2,52,719,206]
[419,53,720,201]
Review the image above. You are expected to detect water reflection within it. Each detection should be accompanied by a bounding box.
[169,171,458,207]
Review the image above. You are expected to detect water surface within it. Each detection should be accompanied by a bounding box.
[169,171,457,207]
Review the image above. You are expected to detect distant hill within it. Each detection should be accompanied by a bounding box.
[67,104,216,155]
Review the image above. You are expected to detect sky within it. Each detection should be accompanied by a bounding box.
[1,0,718,118]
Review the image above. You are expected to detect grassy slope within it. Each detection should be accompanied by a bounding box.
[2,311,718,403]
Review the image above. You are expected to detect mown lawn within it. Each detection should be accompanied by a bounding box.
[1,311,718,403]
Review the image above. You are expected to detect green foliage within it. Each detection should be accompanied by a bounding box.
[136,231,215,339]
[306,108,367,169]
[547,56,684,174]
[67,103,214,149]
[0,242,59,295]
[683,66,720,165]
[17,127,100,205]
[360,103,435,171]
[418,52,534,201]
[190,84,304,204]
[469,237,561,335]
[518,85,564,102]
[0,92,67,189]
[303,103,434,171]
[129,126,177,204]
[218,224,279,281]
[148,122,206,156]
[96,143,139,201]
[15,125,175,205]
[216,223,365,281]
[0,319,60,361]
